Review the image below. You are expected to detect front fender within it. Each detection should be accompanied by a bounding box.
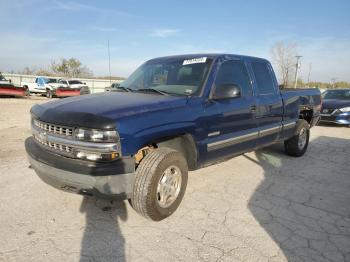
[45,85,54,91]
[119,121,197,156]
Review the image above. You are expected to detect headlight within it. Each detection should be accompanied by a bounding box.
[339,107,350,113]
[75,128,119,142]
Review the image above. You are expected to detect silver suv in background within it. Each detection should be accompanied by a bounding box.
[104,82,121,92]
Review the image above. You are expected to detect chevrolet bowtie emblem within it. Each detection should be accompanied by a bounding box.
[38,132,47,141]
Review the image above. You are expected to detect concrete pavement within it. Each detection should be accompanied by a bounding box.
[0,97,349,262]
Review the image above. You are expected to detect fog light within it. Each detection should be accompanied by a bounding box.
[76,151,86,158]
[75,150,118,162]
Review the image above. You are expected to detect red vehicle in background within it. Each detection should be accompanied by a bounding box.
[0,73,29,97]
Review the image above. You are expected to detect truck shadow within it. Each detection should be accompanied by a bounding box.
[317,122,349,128]
[246,136,350,261]
[79,197,128,261]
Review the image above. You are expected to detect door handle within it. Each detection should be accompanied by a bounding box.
[250,105,257,113]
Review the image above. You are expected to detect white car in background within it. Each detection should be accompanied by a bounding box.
[57,79,88,88]
[56,79,90,94]
[44,79,90,98]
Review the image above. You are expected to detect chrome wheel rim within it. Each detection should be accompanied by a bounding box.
[298,127,307,150]
[157,165,182,208]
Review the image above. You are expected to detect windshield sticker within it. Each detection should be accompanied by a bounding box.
[183,57,207,65]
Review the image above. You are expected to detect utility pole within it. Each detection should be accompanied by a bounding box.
[307,63,311,88]
[331,78,337,88]
[108,40,111,85]
[294,55,302,89]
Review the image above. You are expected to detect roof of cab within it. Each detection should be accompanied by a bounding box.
[147,53,269,63]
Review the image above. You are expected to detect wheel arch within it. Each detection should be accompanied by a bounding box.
[299,107,313,124]
[136,133,198,171]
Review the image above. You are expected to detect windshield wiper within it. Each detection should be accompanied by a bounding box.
[115,86,133,92]
[136,88,169,96]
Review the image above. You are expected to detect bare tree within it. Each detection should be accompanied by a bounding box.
[21,67,36,75]
[50,58,93,78]
[270,41,297,87]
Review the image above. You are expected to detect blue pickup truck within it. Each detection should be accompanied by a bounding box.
[25,54,321,220]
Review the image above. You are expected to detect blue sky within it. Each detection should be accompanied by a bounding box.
[1,0,349,82]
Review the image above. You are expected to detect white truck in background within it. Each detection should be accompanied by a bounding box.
[45,79,90,98]
[56,79,89,91]
[21,77,90,97]
[21,77,61,95]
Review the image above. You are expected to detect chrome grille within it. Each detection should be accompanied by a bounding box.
[33,134,73,154]
[33,119,74,137]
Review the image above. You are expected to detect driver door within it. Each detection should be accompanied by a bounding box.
[203,59,258,163]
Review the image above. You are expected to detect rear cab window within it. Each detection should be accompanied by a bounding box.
[251,61,276,95]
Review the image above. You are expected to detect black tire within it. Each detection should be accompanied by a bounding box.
[46,90,52,98]
[131,148,188,221]
[284,120,310,157]
[24,87,30,97]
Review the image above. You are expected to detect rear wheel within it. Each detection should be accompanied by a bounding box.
[284,120,310,157]
[131,148,188,221]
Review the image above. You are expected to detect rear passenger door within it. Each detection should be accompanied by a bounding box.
[250,61,283,146]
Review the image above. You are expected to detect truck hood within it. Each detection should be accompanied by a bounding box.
[31,92,188,129]
[322,99,350,109]
[69,84,87,88]
[46,83,62,89]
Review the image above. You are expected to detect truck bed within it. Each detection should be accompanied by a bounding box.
[280,87,321,127]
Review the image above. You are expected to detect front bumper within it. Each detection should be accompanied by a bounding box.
[0,87,27,97]
[25,137,135,199]
[55,88,81,97]
[320,112,350,125]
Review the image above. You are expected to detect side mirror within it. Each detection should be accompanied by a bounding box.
[212,84,241,100]
[9,79,12,83]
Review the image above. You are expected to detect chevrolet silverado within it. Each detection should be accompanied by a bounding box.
[25,54,321,221]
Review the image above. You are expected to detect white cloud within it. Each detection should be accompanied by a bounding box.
[52,0,133,17]
[92,59,143,77]
[150,28,181,38]
[89,26,119,32]
[53,0,94,11]
[297,36,350,82]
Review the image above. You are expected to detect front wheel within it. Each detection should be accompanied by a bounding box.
[46,90,53,98]
[131,148,188,221]
[284,120,310,157]
[24,87,30,97]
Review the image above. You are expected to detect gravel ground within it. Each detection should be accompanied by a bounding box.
[0,96,350,262]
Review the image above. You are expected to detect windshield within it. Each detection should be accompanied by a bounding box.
[322,89,350,100]
[68,80,83,85]
[120,57,212,96]
[45,78,57,84]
